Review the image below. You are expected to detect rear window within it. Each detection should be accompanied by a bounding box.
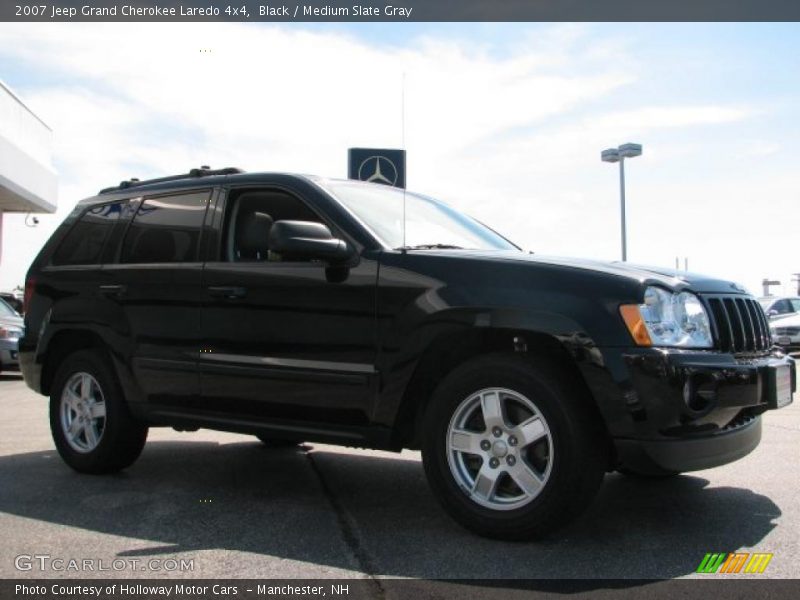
[121,191,210,264]
[51,202,124,266]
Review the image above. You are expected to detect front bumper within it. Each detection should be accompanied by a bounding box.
[0,339,20,372]
[772,334,800,356]
[615,412,762,473]
[606,348,795,473]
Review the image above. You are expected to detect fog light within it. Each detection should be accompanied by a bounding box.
[683,373,718,414]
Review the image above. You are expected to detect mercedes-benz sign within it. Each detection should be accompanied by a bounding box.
[348,148,406,189]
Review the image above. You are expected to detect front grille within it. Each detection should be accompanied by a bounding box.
[774,326,800,336]
[703,295,771,353]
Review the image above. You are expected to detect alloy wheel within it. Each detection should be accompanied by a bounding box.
[446,387,553,511]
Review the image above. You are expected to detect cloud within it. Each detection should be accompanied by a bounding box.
[591,106,752,131]
[0,23,793,297]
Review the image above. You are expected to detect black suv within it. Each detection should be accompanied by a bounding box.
[20,167,795,540]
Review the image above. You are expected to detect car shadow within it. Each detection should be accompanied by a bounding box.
[0,440,781,586]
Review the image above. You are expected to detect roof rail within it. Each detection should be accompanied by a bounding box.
[98,166,245,194]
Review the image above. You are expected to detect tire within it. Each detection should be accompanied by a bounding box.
[255,435,302,448]
[49,349,148,474]
[421,354,607,540]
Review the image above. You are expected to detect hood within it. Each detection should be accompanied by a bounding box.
[414,249,751,295]
[769,312,800,328]
[0,313,23,329]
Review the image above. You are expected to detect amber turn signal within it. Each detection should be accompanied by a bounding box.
[619,305,652,346]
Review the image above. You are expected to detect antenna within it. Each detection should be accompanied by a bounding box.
[401,71,407,249]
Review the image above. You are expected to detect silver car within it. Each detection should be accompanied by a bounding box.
[769,314,800,354]
[0,298,23,374]
[770,312,800,355]
[759,296,800,320]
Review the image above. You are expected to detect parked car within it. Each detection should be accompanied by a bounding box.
[758,296,800,320]
[0,292,23,315]
[770,313,800,355]
[19,167,796,540]
[0,297,23,374]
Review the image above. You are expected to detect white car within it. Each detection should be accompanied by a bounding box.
[770,312,800,355]
[759,296,800,320]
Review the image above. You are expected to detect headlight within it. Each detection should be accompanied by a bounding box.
[620,286,712,348]
[0,327,23,340]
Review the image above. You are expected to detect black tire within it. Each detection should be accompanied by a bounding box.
[255,435,302,448]
[49,349,148,474]
[421,354,607,540]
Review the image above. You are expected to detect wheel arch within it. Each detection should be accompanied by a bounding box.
[40,329,112,397]
[390,326,612,459]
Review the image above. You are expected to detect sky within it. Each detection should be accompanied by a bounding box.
[0,22,798,296]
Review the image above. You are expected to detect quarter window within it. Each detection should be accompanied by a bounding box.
[121,191,209,263]
[52,202,124,266]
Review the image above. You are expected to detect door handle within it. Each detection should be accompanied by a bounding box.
[98,284,127,297]
[207,286,247,299]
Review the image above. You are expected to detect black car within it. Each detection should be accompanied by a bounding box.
[19,167,796,540]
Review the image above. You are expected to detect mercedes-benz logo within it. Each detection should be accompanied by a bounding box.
[357,155,398,186]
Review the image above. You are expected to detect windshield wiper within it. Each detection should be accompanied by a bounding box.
[396,243,465,251]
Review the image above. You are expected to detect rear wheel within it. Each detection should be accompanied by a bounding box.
[50,350,148,474]
[421,354,607,540]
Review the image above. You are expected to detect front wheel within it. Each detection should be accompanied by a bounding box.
[255,435,302,448]
[421,354,607,540]
[50,350,148,474]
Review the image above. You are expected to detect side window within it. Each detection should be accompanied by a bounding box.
[121,191,209,264]
[223,189,322,262]
[790,299,800,312]
[773,299,792,315]
[51,202,124,266]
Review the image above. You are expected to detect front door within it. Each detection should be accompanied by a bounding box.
[198,184,378,430]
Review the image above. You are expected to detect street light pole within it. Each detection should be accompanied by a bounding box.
[619,157,626,262]
[601,143,642,262]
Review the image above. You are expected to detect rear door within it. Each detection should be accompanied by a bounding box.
[101,188,212,410]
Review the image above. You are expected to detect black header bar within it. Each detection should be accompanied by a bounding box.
[4,0,800,22]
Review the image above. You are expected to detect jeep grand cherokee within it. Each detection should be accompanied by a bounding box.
[19,167,795,540]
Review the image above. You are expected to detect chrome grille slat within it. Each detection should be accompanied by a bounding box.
[745,299,768,348]
[734,298,754,352]
[702,294,771,354]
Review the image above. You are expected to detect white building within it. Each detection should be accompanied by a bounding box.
[0,80,57,266]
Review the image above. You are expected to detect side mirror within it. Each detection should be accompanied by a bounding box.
[268,220,352,263]
[768,309,778,318]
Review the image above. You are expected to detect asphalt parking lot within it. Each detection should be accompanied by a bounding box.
[0,372,798,581]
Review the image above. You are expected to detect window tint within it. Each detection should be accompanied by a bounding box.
[121,191,209,264]
[773,299,792,314]
[223,189,321,262]
[52,202,123,266]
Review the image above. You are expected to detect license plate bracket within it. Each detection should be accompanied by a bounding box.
[766,365,794,409]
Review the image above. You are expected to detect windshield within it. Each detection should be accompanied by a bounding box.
[0,298,18,317]
[320,180,519,251]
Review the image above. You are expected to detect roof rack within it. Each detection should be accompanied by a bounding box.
[98,166,245,194]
